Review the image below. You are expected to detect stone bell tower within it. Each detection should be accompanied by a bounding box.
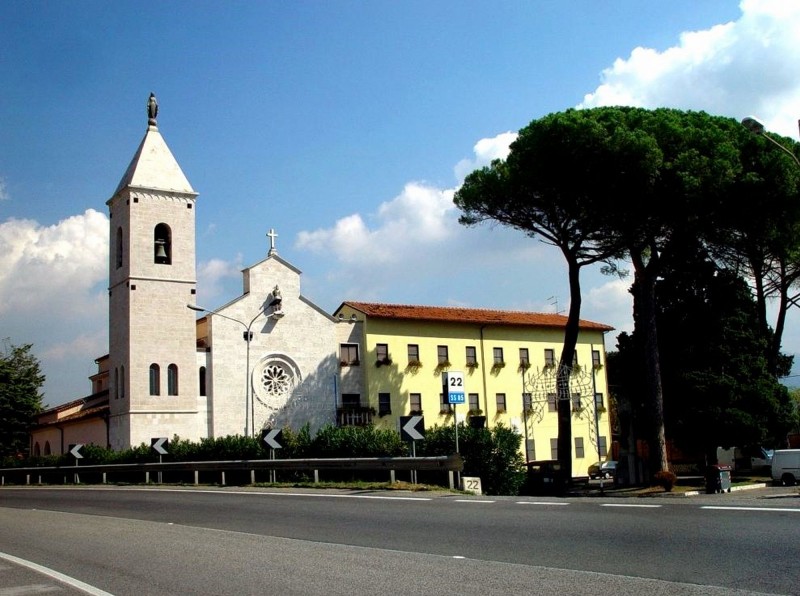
[106,94,203,449]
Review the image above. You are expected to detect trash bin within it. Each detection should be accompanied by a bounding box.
[706,464,732,494]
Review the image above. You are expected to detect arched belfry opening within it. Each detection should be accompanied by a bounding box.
[154,223,172,264]
[115,227,123,269]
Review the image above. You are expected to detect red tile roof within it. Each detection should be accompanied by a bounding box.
[340,302,614,331]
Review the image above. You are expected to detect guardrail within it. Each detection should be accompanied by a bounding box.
[0,454,464,489]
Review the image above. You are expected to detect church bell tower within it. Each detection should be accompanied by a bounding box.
[106,94,201,449]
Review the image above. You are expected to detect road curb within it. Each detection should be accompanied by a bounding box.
[682,482,768,497]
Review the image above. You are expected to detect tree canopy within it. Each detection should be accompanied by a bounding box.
[454,108,632,477]
[454,106,800,478]
[0,342,45,457]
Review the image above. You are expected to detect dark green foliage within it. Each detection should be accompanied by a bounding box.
[613,241,796,460]
[417,423,525,495]
[281,424,313,458]
[309,424,407,458]
[0,342,45,457]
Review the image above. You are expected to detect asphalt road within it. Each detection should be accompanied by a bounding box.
[0,485,797,595]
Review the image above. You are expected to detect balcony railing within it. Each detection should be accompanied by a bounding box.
[337,406,374,427]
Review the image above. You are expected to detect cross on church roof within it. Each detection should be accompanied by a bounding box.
[267,228,278,256]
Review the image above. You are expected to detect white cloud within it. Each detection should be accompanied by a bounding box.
[196,256,242,305]
[454,131,518,182]
[0,209,108,316]
[297,181,459,266]
[0,209,109,405]
[584,278,634,336]
[41,329,107,364]
[579,0,800,138]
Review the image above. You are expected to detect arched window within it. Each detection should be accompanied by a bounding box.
[115,227,123,269]
[149,363,161,396]
[33,443,41,457]
[168,364,179,396]
[154,223,172,265]
[199,366,207,397]
[114,368,119,399]
[44,441,51,456]
[120,365,125,399]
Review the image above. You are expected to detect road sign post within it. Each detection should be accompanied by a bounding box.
[261,428,283,483]
[443,371,465,486]
[151,438,169,484]
[399,415,425,484]
[68,444,83,484]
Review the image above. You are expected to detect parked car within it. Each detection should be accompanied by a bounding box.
[771,449,800,486]
[522,460,568,495]
[750,447,773,471]
[588,460,617,479]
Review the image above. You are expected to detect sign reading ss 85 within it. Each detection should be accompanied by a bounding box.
[443,371,465,404]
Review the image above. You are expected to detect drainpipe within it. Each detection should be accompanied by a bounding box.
[479,325,489,415]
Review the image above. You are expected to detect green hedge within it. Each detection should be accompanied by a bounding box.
[10,423,526,494]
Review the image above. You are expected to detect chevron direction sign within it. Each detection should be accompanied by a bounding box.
[151,437,169,455]
[68,444,84,459]
[261,428,284,449]
[399,415,425,442]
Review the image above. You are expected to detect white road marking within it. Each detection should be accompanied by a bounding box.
[454,499,495,503]
[0,584,62,594]
[601,503,662,508]
[702,506,800,513]
[516,501,570,506]
[0,551,113,596]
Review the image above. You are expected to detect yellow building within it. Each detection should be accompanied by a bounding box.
[334,302,615,476]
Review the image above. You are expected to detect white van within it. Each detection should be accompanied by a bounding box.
[771,449,800,485]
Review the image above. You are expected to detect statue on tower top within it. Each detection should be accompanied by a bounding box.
[147,93,158,126]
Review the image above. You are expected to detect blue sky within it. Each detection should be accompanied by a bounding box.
[2,1,799,406]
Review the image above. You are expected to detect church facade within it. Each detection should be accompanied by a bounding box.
[30,97,615,475]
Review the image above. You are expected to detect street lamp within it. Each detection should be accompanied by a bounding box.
[188,291,284,438]
[741,116,800,168]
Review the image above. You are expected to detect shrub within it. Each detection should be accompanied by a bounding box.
[654,470,677,492]
[417,423,525,495]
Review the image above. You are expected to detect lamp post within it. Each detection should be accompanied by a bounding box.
[188,297,283,438]
[741,116,800,167]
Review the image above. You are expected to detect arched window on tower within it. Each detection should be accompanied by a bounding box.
[154,223,172,265]
[199,366,207,396]
[114,368,119,399]
[120,365,125,399]
[168,364,179,396]
[149,363,161,396]
[44,441,51,456]
[116,227,123,269]
[33,443,41,457]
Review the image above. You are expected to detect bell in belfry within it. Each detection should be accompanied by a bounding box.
[155,239,168,261]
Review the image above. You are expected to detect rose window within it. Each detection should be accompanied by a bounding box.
[261,364,291,397]
[253,357,300,413]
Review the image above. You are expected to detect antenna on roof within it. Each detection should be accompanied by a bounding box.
[548,296,564,315]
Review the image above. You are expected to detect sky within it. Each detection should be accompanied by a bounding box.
[2,1,800,407]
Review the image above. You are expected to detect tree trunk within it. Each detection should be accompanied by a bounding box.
[631,251,670,474]
[556,257,583,482]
